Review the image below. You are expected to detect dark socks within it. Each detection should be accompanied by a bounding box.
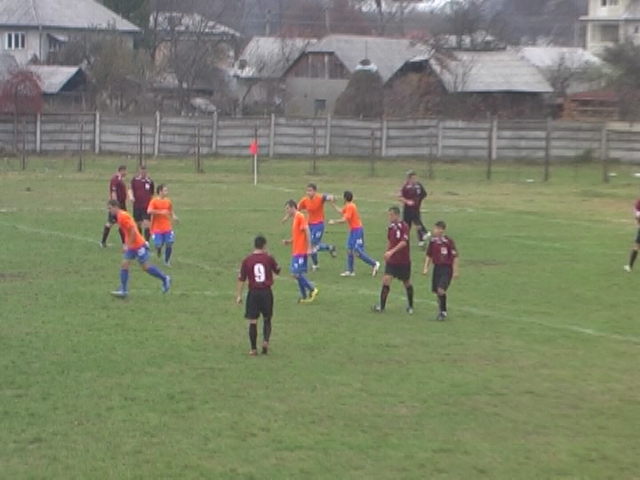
[630,250,638,268]
[263,318,272,343]
[405,284,414,309]
[380,285,390,310]
[249,323,257,350]
[144,228,151,242]
[101,226,110,244]
[438,294,447,313]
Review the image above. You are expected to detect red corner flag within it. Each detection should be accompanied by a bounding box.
[249,141,258,156]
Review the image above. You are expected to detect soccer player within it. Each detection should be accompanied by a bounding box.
[329,191,380,277]
[282,200,318,303]
[399,170,429,246]
[624,198,640,272]
[373,206,414,314]
[423,221,459,321]
[129,165,155,242]
[107,200,171,298]
[100,165,127,247]
[297,183,337,270]
[236,235,281,356]
[147,184,179,267]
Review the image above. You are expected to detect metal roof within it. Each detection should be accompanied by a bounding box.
[306,34,428,83]
[517,47,603,71]
[0,0,140,32]
[432,50,554,94]
[235,36,316,79]
[150,12,240,37]
[26,65,84,94]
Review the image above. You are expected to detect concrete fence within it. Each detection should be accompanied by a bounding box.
[1,113,639,163]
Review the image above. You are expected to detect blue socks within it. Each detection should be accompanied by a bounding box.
[147,265,167,282]
[165,245,173,263]
[347,253,355,273]
[355,248,376,267]
[317,243,331,252]
[120,269,129,292]
[297,275,314,298]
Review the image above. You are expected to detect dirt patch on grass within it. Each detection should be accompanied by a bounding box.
[0,272,28,282]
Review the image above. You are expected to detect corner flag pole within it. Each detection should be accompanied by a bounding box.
[250,126,259,186]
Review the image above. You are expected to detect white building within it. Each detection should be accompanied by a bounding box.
[0,0,140,65]
[581,0,640,55]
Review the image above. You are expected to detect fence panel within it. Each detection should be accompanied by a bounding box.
[160,116,214,156]
[41,113,96,152]
[273,117,327,157]
[330,118,382,157]
[497,120,547,160]
[442,120,490,159]
[101,116,155,155]
[216,117,271,157]
[0,115,37,152]
[386,119,439,157]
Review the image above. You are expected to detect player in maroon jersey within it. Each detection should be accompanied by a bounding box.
[624,198,640,272]
[100,165,128,247]
[129,165,155,241]
[236,235,282,356]
[399,170,429,246]
[423,221,459,321]
[373,206,414,314]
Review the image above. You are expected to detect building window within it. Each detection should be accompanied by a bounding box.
[600,24,619,43]
[5,32,26,50]
[314,99,327,116]
[601,0,619,6]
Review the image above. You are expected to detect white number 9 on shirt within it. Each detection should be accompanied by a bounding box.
[254,263,266,282]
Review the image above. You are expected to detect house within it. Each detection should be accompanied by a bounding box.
[27,65,87,109]
[402,50,555,119]
[0,0,141,65]
[517,47,606,97]
[563,89,621,120]
[233,36,315,115]
[581,0,640,55]
[283,34,427,117]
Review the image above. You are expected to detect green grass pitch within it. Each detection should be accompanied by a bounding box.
[1,156,640,479]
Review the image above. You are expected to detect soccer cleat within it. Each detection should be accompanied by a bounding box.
[340,271,355,277]
[261,342,269,355]
[249,350,258,356]
[329,245,337,258]
[309,288,319,302]
[372,305,384,313]
[311,264,318,272]
[298,296,309,304]
[436,312,448,321]
[164,261,171,268]
[100,242,107,248]
[162,276,171,294]
[406,307,414,315]
[624,265,632,272]
[111,289,127,299]
[418,241,425,247]
[372,261,381,277]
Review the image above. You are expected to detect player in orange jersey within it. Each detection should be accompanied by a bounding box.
[282,200,318,303]
[107,200,171,298]
[147,184,179,267]
[297,183,337,271]
[329,191,380,277]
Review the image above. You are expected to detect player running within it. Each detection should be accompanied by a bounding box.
[283,200,318,303]
[129,165,155,242]
[399,170,430,246]
[373,206,414,314]
[423,221,458,321]
[329,191,380,277]
[147,184,179,267]
[624,197,640,272]
[236,235,281,356]
[297,183,337,271]
[100,165,127,247]
[107,200,171,298]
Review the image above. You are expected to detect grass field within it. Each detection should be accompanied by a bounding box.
[1,155,640,479]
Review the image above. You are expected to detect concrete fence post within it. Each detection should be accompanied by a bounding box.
[36,113,41,153]
[381,118,388,157]
[212,111,219,154]
[154,111,161,157]
[269,113,276,158]
[94,111,101,154]
[325,114,332,156]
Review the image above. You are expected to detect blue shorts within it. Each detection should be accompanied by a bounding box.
[309,223,325,246]
[347,228,365,251]
[290,255,308,275]
[123,244,151,264]
[153,231,175,247]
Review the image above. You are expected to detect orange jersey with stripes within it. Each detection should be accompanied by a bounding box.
[116,210,146,249]
[291,211,309,256]
[147,197,173,234]
[298,194,326,225]
[342,202,362,230]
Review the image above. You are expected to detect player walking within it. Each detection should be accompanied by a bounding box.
[283,200,318,303]
[297,183,337,270]
[373,206,414,314]
[423,221,458,320]
[399,170,429,246]
[129,165,154,242]
[237,235,281,356]
[624,198,640,272]
[107,200,171,298]
[100,165,127,247]
[147,184,179,267]
[329,191,380,277]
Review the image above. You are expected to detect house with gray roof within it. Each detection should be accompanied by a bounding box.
[283,34,428,116]
[581,0,640,55]
[0,0,141,64]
